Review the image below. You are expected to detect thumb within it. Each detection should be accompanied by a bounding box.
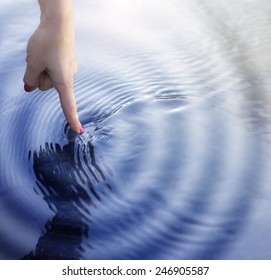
[56,83,84,134]
[23,63,42,92]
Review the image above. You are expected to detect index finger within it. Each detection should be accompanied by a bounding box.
[55,82,83,134]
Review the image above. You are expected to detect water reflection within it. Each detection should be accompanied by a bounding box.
[23,135,111,259]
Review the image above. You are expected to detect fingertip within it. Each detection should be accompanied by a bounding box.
[69,119,83,134]
[24,84,34,92]
[80,127,85,135]
[23,64,42,92]
[70,126,84,135]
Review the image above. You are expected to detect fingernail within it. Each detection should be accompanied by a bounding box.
[79,127,84,134]
[24,84,33,92]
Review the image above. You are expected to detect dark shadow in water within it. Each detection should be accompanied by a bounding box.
[23,137,111,260]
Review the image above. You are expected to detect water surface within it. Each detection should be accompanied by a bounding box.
[1,0,271,259]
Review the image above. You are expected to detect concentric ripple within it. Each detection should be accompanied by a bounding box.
[1,0,271,260]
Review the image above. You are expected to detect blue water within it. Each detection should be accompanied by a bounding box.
[1,0,271,260]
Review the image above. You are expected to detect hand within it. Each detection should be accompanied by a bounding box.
[23,0,83,134]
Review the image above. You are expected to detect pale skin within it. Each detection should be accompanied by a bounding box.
[23,0,84,134]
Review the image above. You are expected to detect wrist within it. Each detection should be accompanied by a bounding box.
[39,0,74,28]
